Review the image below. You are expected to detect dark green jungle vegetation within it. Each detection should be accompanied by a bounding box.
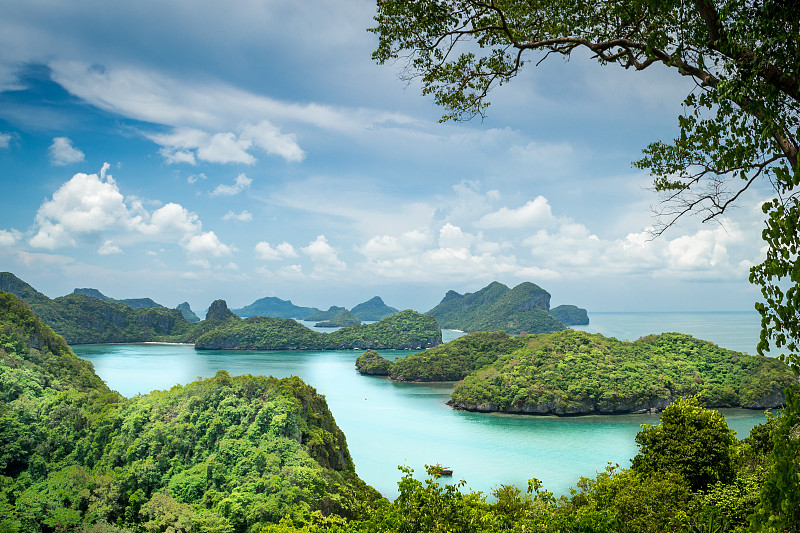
[549,306,590,326]
[313,310,361,328]
[0,273,440,351]
[304,308,350,323]
[425,282,585,335]
[354,350,392,376]
[0,272,195,345]
[388,331,528,382]
[2,289,799,532]
[348,297,398,322]
[0,291,381,532]
[72,288,164,310]
[232,297,321,321]
[359,330,795,414]
[448,330,795,414]
[367,0,800,526]
[193,310,441,350]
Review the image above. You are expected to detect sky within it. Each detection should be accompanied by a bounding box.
[0,0,777,315]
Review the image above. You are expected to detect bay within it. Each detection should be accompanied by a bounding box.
[73,311,772,500]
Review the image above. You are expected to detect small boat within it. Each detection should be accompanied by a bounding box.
[432,464,453,476]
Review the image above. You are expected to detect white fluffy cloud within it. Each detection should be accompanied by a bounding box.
[211,173,253,196]
[183,231,235,258]
[48,137,85,166]
[223,210,253,222]
[141,203,201,237]
[97,240,122,255]
[0,229,21,247]
[28,167,236,267]
[301,235,346,278]
[240,121,306,162]
[477,196,554,229]
[349,189,763,285]
[153,123,305,165]
[0,132,11,148]
[664,227,739,272]
[255,241,298,261]
[30,171,128,248]
[438,223,475,250]
[360,230,431,259]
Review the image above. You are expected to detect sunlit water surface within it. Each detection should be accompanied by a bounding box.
[72,312,772,499]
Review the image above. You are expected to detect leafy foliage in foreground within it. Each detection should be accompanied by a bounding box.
[246,398,787,533]
[0,292,380,532]
[426,281,570,335]
[2,290,799,531]
[632,397,738,491]
[194,310,441,350]
[441,330,794,414]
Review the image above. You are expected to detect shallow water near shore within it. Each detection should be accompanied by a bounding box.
[73,311,772,500]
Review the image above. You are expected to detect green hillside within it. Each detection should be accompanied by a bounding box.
[426,281,569,334]
[550,304,589,325]
[0,273,195,344]
[315,308,361,327]
[194,309,441,350]
[350,296,399,321]
[231,296,321,319]
[0,291,379,531]
[448,329,795,415]
[388,331,528,381]
[0,290,795,532]
[305,306,349,322]
[176,301,201,322]
[73,287,165,309]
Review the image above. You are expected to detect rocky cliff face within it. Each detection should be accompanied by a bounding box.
[741,388,788,409]
[448,388,789,416]
[205,299,239,322]
[516,293,551,312]
[176,302,201,322]
[447,396,677,416]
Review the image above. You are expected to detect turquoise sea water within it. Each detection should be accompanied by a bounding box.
[72,311,773,500]
[574,311,765,355]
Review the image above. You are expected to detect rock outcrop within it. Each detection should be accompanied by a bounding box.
[205,299,239,322]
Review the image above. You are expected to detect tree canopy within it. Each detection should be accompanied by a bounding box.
[371,0,800,378]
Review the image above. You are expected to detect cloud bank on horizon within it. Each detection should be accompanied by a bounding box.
[0,0,773,312]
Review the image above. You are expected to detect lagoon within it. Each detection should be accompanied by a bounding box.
[73,310,771,500]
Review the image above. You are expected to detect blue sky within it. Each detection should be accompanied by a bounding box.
[0,0,775,314]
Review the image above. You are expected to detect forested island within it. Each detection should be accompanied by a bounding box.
[231,296,321,319]
[307,307,361,327]
[349,296,399,321]
[194,308,441,350]
[358,330,795,414]
[231,295,399,322]
[425,281,588,334]
[1,288,796,532]
[0,291,380,531]
[0,273,441,351]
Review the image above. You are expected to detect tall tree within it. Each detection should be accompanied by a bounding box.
[371,0,800,369]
